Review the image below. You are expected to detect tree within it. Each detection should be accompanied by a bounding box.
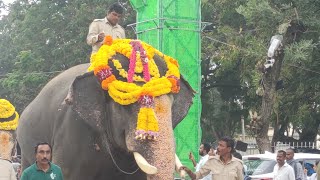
[0,0,136,112]
[201,0,320,151]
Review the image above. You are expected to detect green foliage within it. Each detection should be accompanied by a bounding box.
[0,0,135,111]
[284,40,315,64]
[201,0,320,142]
[237,0,282,29]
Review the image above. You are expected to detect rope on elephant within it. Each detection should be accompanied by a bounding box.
[88,36,181,141]
[102,133,140,175]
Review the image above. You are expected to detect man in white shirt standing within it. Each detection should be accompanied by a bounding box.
[189,143,212,180]
[273,150,295,180]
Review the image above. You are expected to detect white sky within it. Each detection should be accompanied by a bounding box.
[1,0,16,16]
[3,0,15,5]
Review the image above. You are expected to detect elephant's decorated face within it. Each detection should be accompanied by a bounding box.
[0,99,19,160]
[88,38,181,141]
[72,37,194,179]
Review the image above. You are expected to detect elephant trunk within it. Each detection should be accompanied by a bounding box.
[127,95,176,180]
[145,110,175,180]
[0,130,16,160]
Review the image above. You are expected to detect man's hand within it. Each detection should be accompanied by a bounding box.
[98,32,105,42]
[208,148,215,156]
[179,166,196,179]
[189,152,197,167]
[179,166,190,173]
[189,152,195,161]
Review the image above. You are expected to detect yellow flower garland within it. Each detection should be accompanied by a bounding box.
[0,99,19,131]
[0,112,19,131]
[88,38,180,140]
[0,99,15,119]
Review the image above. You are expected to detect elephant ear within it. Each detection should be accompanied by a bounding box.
[67,72,106,132]
[172,75,195,128]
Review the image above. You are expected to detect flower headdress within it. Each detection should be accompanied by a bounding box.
[0,99,19,131]
[88,36,180,140]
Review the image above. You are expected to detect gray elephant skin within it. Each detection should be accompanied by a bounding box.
[17,53,194,180]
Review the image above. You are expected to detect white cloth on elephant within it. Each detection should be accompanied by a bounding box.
[195,154,212,180]
[0,158,17,180]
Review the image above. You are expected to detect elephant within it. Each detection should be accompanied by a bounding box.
[0,99,19,161]
[17,39,194,180]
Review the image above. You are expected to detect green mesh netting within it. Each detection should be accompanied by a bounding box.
[130,0,202,170]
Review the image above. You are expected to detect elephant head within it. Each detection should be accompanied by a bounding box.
[67,39,194,179]
[0,99,19,160]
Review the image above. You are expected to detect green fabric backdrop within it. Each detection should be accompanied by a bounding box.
[129,0,202,170]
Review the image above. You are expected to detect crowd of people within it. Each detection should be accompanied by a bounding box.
[273,149,319,180]
[181,136,245,180]
[181,137,320,180]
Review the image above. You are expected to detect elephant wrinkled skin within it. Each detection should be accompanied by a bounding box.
[17,53,194,180]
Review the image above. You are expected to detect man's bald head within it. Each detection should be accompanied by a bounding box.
[286,148,295,160]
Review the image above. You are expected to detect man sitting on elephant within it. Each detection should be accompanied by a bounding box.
[20,142,63,180]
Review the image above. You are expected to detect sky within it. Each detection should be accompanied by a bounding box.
[1,0,16,16]
[3,0,15,5]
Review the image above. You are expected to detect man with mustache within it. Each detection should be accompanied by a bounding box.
[180,136,244,180]
[273,150,295,180]
[20,142,63,180]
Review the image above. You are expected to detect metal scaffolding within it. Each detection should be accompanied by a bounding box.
[129,0,208,168]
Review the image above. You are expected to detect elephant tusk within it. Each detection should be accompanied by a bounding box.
[133,152,158,175]
[175,154,186,179]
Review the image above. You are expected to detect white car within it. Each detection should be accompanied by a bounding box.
[243,152,320,180]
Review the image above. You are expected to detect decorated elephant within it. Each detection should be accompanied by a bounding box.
[0,99,19,161]
[17,38,194,180]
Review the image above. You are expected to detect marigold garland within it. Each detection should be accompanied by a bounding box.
[88,37,180,140]
[103,35,113,46]
[0,99,19,131]
[0,112,19,131]
[0,99,15,119]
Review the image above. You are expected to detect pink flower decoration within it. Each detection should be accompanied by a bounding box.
[138,95,154,108]
[96,68,113,82]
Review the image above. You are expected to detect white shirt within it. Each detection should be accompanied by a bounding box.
[195,154,212,180]
[273,162,295,180]
[307,173,317,180]
[0,159,16,180]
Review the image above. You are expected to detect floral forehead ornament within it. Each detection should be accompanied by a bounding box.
[88,36,180,140]
[0,99,19,131]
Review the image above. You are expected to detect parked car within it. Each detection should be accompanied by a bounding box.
[243,152,320,180]
[295,148,320,154]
